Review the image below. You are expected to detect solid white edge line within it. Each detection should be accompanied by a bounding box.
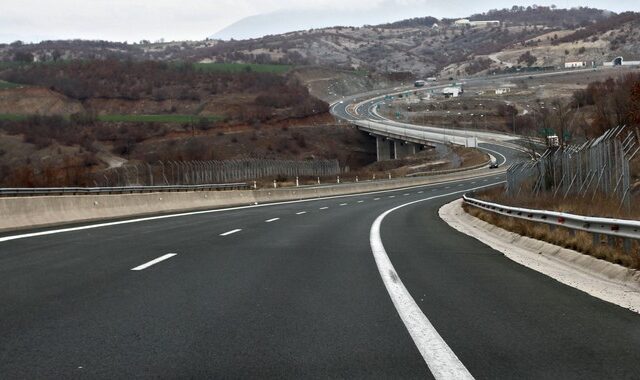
[265,218,280,223]
[220,229,242,236]
[369,182,504,379]
[131,253,177,271]
[479,147,508,166]
[0,172,506,244]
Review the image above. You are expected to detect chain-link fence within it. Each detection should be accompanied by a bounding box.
[506,126,639,210]
[97,159,342,187]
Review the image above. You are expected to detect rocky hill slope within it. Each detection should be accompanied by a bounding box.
[2,7,635,79]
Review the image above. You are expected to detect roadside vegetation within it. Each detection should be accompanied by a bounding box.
[193,62,292,74]
[0,59,335,187]
[0,60,327,122]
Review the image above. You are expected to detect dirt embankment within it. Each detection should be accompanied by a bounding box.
[293,67,405,103]
[0,87,83,115]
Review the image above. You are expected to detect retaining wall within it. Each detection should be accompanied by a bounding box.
[0,167,500,233]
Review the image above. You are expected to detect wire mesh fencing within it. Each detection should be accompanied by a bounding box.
[506,125,639,211]
[98,159,342,187]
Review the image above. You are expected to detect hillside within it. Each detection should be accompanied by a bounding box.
[470,11,640,74]
[0,7,628,78]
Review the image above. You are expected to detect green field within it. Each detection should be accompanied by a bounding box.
[0,114,28,121]
[0,80,22,90]
[0,114,222,123]
[193,62,292,74]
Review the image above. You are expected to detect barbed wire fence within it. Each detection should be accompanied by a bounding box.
[98,159,342,187]
[506,125,639,211]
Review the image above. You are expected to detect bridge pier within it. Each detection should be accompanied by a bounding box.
[376,137,393,161]
[394,141,418,159]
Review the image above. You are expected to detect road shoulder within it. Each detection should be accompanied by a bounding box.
[439,198,640,314]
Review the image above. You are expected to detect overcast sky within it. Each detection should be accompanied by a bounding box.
[2,0,639,43]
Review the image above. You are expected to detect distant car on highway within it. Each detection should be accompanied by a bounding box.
[489,162,499,169]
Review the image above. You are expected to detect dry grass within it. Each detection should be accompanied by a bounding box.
[463,204,640,270]
[474,186,640,220]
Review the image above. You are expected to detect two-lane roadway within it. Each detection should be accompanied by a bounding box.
[1,143,639,378]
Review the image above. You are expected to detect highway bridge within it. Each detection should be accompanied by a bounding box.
[1,76,638,378]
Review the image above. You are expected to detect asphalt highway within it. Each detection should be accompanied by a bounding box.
[1,142,639,378]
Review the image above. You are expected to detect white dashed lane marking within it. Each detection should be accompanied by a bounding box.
[131,253,177,271]
[220,229,242,236]
[296,211,307,215]
[265,218,280,223]
[319,207,329,210]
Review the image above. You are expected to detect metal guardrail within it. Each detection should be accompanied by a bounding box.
[463,194,640,251]
[0,183,250,197]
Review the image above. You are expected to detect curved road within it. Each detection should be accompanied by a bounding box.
[1,95,638,377]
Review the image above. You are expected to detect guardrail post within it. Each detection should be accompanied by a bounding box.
[273,180,277,188]
[317,177,320,185]
[623,238,632,253]
[607,235,616,248]
[337,176,340,184]
[592,233,600,247]
[253,181,257,190]
[296,177,299,187]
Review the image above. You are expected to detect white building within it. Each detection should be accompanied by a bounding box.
[443,86,463,98]
[565,61,586,68]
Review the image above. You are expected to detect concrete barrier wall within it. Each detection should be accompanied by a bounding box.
[0,167,500,233]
